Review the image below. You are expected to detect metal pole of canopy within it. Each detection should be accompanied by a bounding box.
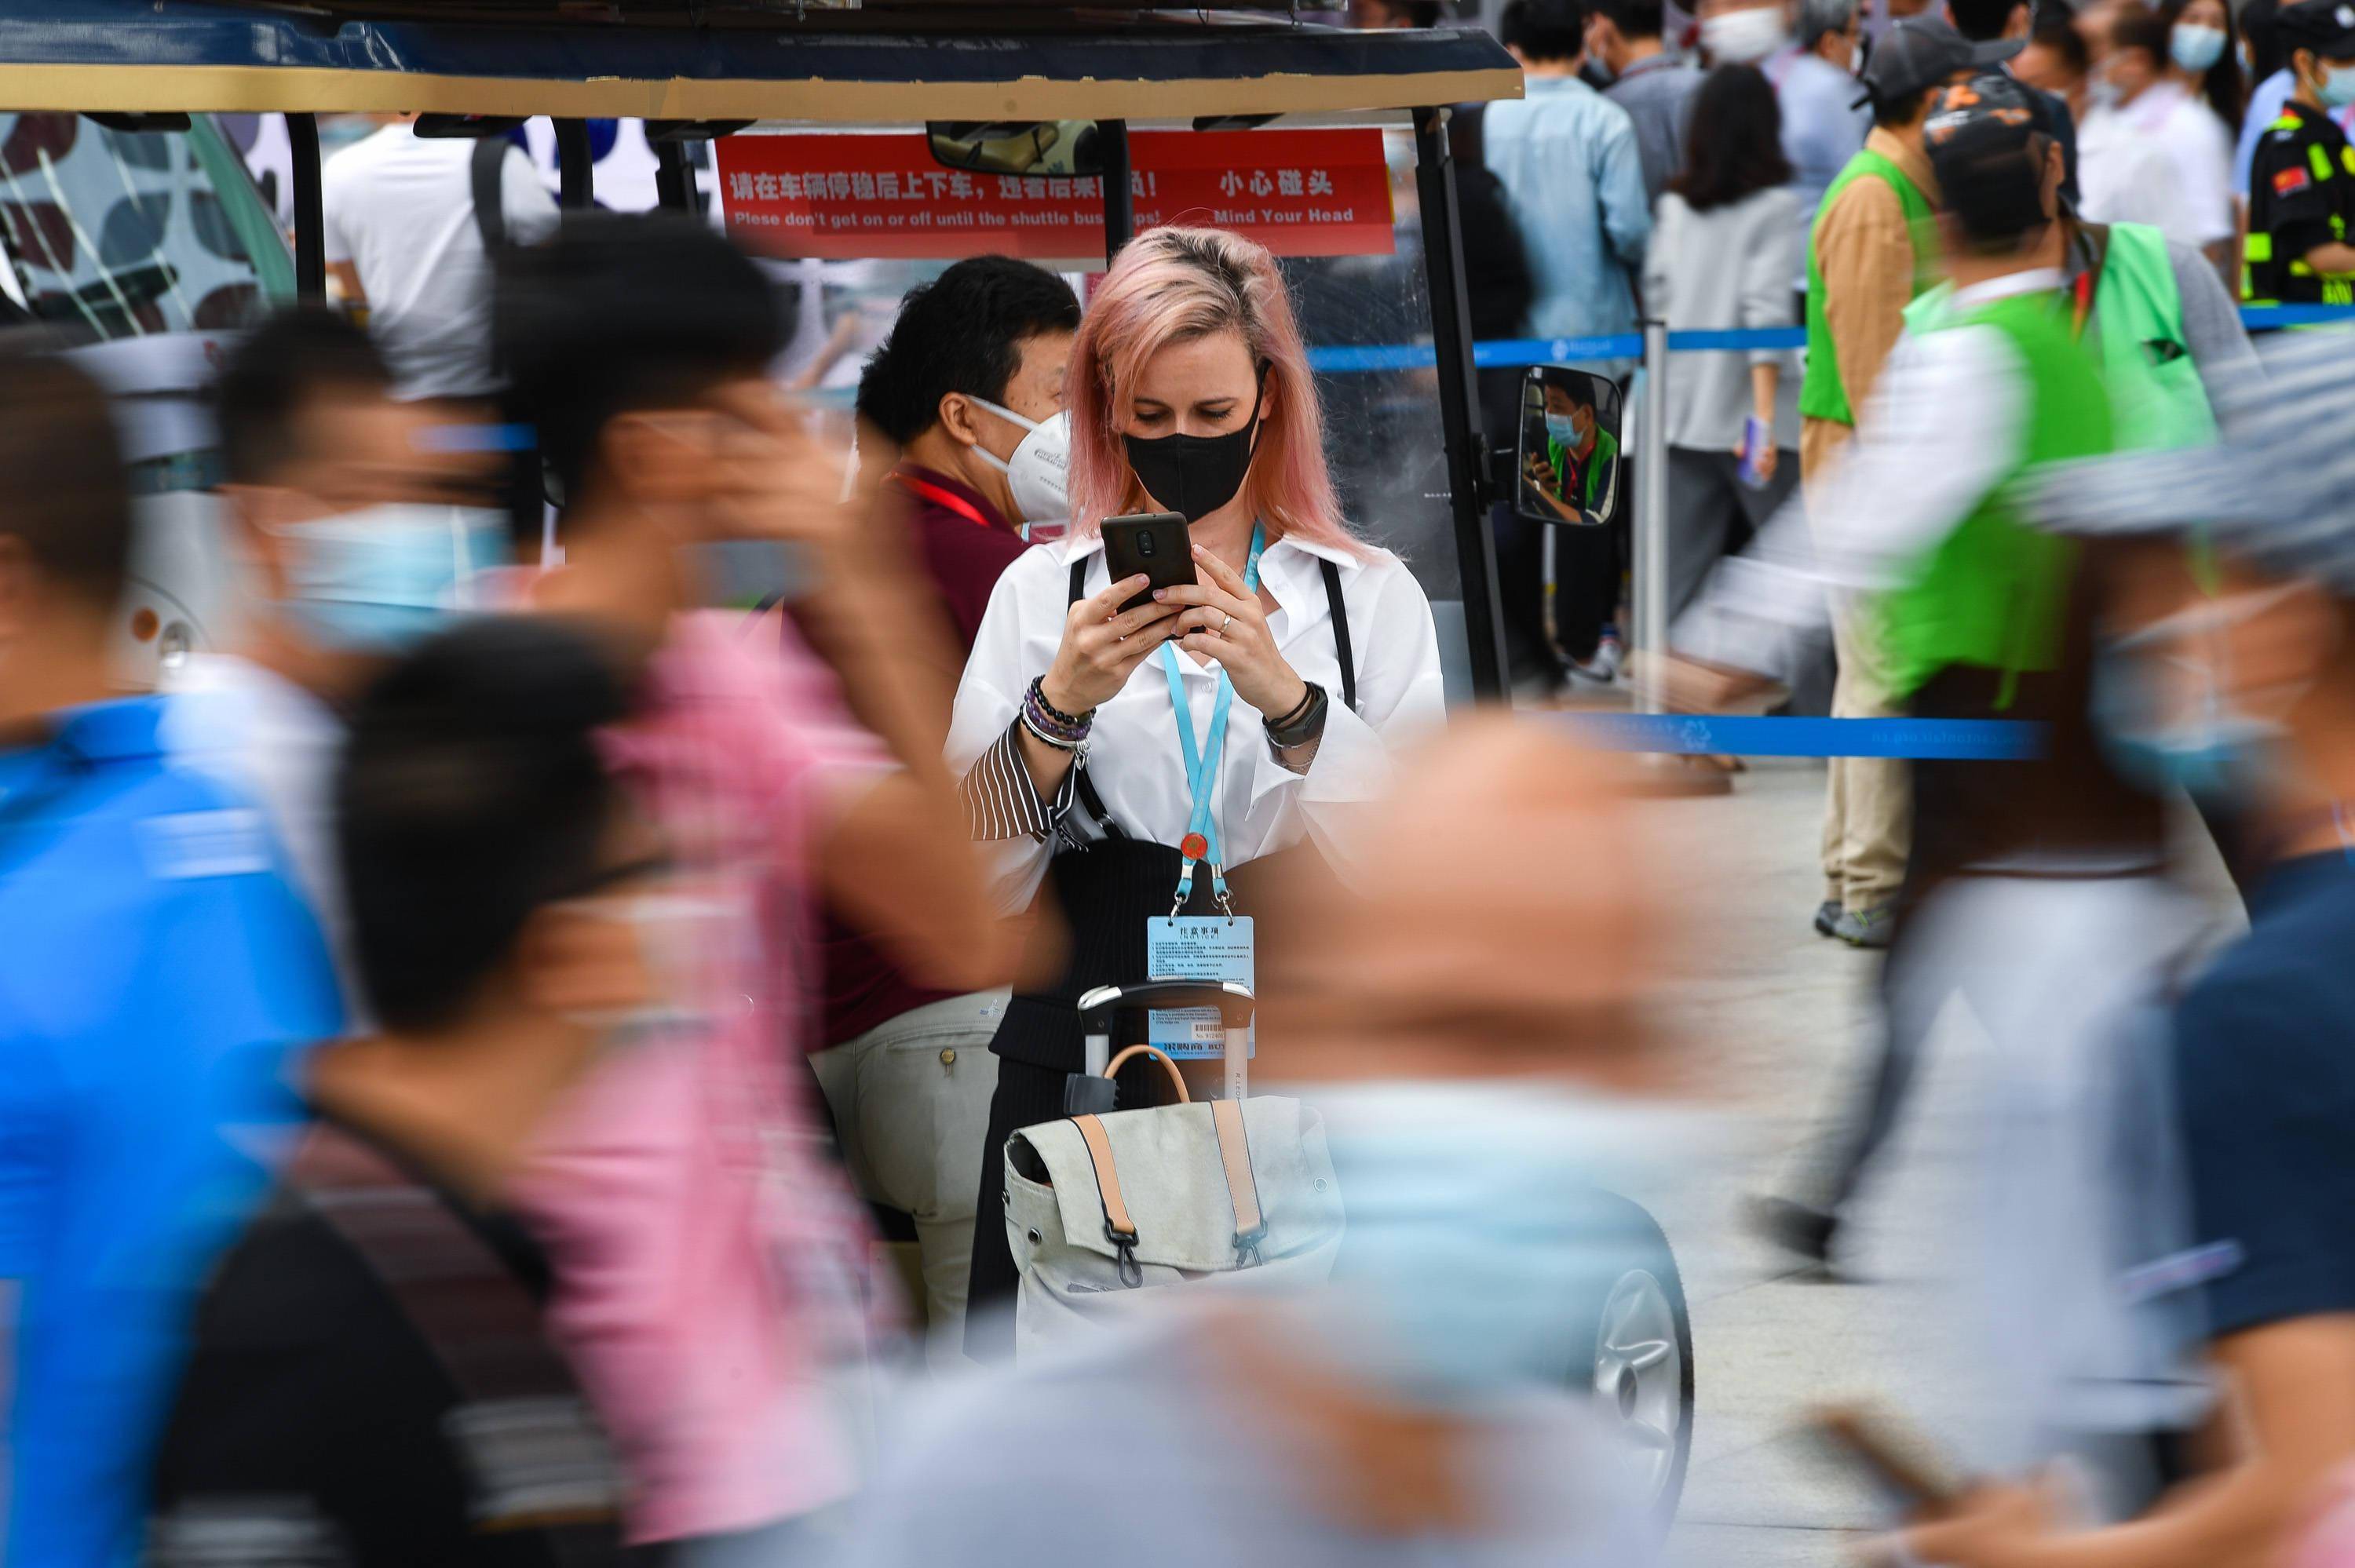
[1411,105,1507,701]
[553,119,595,210]
[1099,119,1134,266]
[652,140,696,215]
[287,113,325,302]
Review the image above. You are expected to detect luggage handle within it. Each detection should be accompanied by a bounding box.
[1077,980,1255,1081]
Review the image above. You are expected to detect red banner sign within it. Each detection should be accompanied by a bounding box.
[717,129,1394,261]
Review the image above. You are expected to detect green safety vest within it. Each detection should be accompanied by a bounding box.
[1800,148,1938,427]
[1880,289,2116,703]
[1904,222,2213,453]
[1547,427,1619,509]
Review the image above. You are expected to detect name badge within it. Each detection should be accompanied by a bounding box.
[1143,915,1254,1059]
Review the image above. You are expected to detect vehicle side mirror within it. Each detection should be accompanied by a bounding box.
[1513,364,1623,528]
[925,120,1104,178]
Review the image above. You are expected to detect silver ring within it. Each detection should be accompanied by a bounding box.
[1219,613,1234,634]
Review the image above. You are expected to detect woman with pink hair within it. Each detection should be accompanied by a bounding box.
[944,225,1448,1355]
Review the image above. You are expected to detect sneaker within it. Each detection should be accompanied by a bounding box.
[1745,1194,1839,1267]
[1813,899,1842,938]
[1832,904,1897,949]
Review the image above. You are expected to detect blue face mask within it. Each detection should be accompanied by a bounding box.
[1302,1078,1718,1403]
[2324,60,2355,108]
[2090,590,2307,804]
[274,504,508,652]
[1545,410,1590,449]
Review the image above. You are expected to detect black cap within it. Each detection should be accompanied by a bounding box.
[2277,0,2355,60]
[1854,16,2026,111]
[1923,71,2058,239]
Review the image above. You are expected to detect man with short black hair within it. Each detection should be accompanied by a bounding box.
[166,308,508,1008]
[1589,0,1703,200]
[152,617,646,1568]
[820,254,1079,1360]
[0,345,341,1564]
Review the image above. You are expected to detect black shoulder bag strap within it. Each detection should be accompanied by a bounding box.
[1067,558,1126,839]
[1319,558,1357,714]
[470,136,509,256]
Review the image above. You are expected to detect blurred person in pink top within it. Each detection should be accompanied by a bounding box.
[491,216,1028,1557]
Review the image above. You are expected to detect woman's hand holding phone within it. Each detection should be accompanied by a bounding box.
[1040,574,1184,716]
[1156,545,1308,720]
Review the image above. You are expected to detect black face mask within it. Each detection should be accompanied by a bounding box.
[1122,367,1266,524]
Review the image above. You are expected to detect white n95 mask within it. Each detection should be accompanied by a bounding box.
[966,396,1072,527]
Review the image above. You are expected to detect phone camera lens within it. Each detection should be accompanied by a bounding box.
[1138,533,1156,557]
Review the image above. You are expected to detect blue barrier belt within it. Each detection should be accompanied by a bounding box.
[1554,713,2045,760]
[1305,308,2355,374]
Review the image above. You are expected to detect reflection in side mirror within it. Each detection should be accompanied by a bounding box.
[925,120,1104,179]
[1513,365,1623,529]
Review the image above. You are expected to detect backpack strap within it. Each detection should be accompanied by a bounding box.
[470,137,510,255]
[1320,558,1357,715]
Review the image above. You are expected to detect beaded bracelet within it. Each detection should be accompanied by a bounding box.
[1029,677,1092,729]
[1021,676,1094,750]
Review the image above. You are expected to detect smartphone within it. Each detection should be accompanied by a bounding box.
[1739,415,1771,489]
[1806,1406,1958,1515]
[1100,512,1195,615]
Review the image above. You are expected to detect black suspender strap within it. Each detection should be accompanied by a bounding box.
[1067,559,1125,839]
[1319,558,1356,714]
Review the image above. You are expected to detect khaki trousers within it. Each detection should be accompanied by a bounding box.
[1803,415,1912,913]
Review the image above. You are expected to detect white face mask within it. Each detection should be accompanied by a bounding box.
[1702,6,1791,64]
[965,396,1072,528]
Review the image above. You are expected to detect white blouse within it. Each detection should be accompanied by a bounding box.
[947,530,1450,912]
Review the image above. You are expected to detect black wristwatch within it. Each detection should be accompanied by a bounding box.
[1265,681,1329,750]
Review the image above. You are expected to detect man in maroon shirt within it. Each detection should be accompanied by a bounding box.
[813,256,1079,1363]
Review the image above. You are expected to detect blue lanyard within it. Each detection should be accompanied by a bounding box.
[1160,523,1265,913]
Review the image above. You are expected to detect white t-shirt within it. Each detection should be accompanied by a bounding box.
[160,654,365,1020]
[322,123,560,402]
[2078,82,2236,253]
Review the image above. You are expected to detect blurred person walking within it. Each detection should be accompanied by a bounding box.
[1948,0,2086,206]
[1486,0,1652,685]
[1643,65,1805,627]
[2078,8,2238,274]
[2241,0,2355,306]
[1590,0,1705,202]
[947,225,1448,1358]
[0,346,341,1565]
[1899,366,2355,1564]
[164,308,509,1008]
[324,117,560,404]
[837,721,1699,1568]
[808,256,1080,1362]
[1678,74,2134,1265]
[150,618,644,1568]
[1802,17,2017,950]
[495,216,1023,1557]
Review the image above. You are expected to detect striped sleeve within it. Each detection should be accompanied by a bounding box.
[957,720,1077,842]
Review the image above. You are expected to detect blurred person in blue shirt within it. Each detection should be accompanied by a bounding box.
[1486,0,1653,360]
[0,345,341,1564]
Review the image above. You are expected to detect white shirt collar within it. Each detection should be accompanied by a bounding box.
[1950,267,2067,310]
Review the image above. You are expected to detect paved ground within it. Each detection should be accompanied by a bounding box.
[1611,758,2239,1566]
